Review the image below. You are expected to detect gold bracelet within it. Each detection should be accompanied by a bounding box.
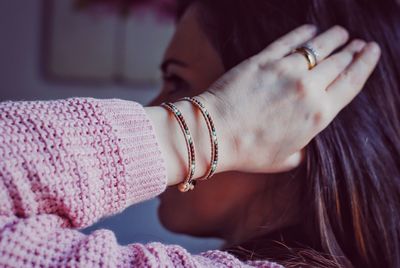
[161,102,196,192]
[181,97,218,180]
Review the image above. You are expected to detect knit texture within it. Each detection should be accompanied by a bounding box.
[0,98,283,268]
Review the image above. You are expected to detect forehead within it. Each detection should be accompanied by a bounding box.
[163,4,223,70]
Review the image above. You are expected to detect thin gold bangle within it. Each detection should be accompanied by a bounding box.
[161,102,196,192]
[181,97,218,180]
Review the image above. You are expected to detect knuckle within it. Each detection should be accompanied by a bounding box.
[350,39,366,51]
[339,70,350,82]
[347,67,368,88]
[332,55,350,71]
[313,104,331,127]
[268,42,280,52]
[313,110,324,126]
[273,61,290,76]
[295,77,310,97]
[359,52,374,67]
[341,51,353,63]
[244,55,257,67]
[269,39,288,52]
[303,94,330,125]
[279,38,291,48]
[295,26,305,35]
[333,25,348,37]
[350,73,365,88]
[245,59,259,74]
[248,55,258,64]
[257,60,270,70]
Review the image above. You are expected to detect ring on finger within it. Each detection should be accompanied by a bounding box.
[292,44,319,70]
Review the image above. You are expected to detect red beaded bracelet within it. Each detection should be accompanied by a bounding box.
[161,102,196,192]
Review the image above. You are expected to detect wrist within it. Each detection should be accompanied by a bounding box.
[144,92,237,188]
[144,106,186,186]
[145,99,225,187]
[195,91,238,172]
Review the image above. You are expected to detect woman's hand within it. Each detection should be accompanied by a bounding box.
[197,25,381,174]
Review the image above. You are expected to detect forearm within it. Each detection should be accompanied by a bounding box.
[0,95,231,226]
[144,93,236,187]
[0,214,263,267]
[0,98,167,227]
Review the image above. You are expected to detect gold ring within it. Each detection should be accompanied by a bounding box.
[293,46,318,70]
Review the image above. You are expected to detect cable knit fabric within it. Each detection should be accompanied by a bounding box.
[0,98,283,268]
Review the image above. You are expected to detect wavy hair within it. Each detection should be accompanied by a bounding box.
[176,0,400,267]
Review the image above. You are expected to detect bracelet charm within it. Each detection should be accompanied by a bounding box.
[161,102,196,192]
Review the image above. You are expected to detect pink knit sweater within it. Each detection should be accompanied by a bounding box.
[0,98,283,268]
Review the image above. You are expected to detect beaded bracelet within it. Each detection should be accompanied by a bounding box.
[181,97,219,180]
[161,102,196,192]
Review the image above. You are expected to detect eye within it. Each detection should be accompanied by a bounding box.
[162,74,189,95]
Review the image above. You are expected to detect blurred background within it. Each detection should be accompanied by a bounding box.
[0,0,222,253]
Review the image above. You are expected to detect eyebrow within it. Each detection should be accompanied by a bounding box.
[160,59,188,73]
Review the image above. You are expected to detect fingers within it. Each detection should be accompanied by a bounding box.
[327,42,381,116]
[257,24,318,64]
[304,25,350,62]
[307,39,367,90]
[283,25,350,72]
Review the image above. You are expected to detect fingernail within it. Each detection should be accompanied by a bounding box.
[368,42,381,54]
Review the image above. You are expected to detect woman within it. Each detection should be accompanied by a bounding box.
[153,0,400,267]
[0,2,385,268]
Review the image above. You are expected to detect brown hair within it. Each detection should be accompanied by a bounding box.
[176,0,400,267]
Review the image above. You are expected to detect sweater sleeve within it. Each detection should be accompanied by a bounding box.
[0,98,167,228]
[0,98,284,268]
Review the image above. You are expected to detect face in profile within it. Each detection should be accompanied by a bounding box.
[149,4,302,245]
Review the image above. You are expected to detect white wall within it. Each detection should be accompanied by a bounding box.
[0,0,222,253]
[0,1,160,102]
